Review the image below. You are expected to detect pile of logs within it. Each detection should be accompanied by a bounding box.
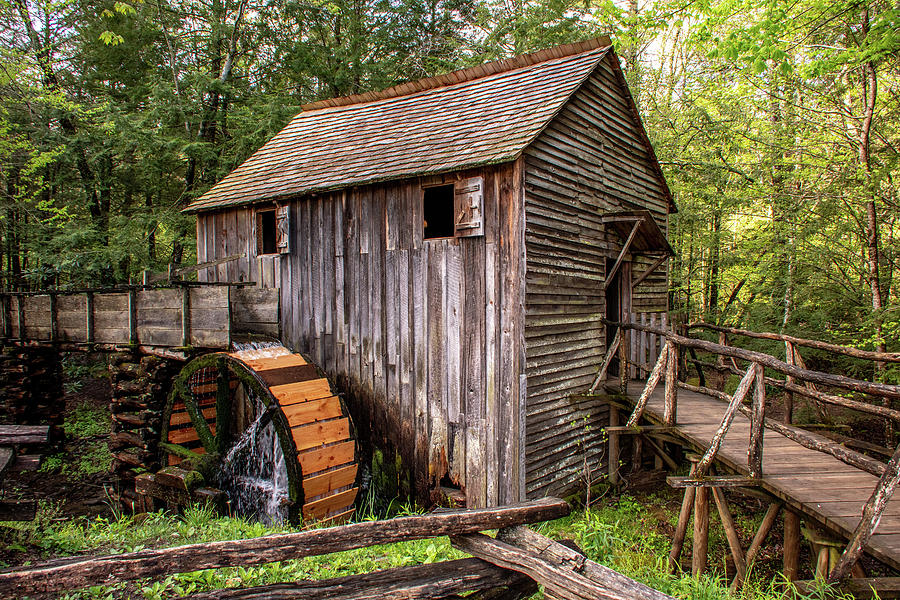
[109,353,181,511]
[0,346,63,437]
[0,498,674,600]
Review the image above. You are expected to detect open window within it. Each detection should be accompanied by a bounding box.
[422,177,484,240]
[256,204,290,255]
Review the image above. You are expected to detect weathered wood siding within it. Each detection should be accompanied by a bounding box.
[196,161,527,507]
[522,54,670,498]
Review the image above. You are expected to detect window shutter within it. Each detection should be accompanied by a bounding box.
[453,177,484,237]
[275,204,291,253]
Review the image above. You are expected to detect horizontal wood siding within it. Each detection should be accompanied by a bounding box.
[522,54,670,499]
[196,161,526,507]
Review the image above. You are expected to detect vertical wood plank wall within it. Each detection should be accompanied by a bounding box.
[521,55,671,499]
[195,162,526,506]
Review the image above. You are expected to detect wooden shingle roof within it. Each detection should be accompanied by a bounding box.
[186,39,620,213]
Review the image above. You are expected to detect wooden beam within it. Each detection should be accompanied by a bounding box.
[0,426,49,445]
[783,508,800,582]
[453,531,675,600]
[631,254,668,290]
[625,348,668,427]
[588,328,620,394]
[692,486,710,576]
[85,292,94,345]
[712,488,746,584]
[606,426,675,435]
[664,341,677,425]
[689,321,900,364]
[678,381,889,477]
[604,219,642,291]
[667,476,760,488]
[696,366,755,476]
[186,558,533,600]
[749,363,766,478]
[496,527,673,600]
[828,441,900,582]
[605,319,900,399]
[0,498,571,596]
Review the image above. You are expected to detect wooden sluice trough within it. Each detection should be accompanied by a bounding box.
[0,283,279,352]
[0,282,360,524]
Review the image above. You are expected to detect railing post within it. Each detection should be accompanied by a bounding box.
[664,339,678,426]
[619,328,629,394]
[784,341,795,424]
[749,362,766,478]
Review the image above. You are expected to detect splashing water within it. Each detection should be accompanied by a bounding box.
[218,395,290,525]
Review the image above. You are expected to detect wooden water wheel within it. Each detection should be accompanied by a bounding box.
[160,347,358,523]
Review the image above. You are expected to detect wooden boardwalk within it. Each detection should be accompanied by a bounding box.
[613,382,900,571]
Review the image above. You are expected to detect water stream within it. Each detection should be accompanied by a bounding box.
[216,341,292,524]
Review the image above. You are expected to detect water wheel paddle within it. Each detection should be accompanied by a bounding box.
[161,346,358,523]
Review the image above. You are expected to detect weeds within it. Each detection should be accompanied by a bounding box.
[5,495,863,599]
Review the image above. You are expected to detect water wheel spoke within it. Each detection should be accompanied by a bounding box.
[214,358,232,454]
[176,378,217,454]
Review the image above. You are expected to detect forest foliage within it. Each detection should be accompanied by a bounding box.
[1,0,899,353]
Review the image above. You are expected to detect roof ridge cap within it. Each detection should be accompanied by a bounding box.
[300,36,611,112]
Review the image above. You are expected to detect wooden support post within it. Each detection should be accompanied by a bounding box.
[127,288,138,346]
[181,286,191,347]
[625,348,668,428]
[588,328,620,393]
[696,365,756,476]
[608,407,620,486]
[85,292,94,345]
[749,362,766,478]
[142,269,151,286]
[668,484,695,573]
[619,329,629,394]
[16,296,25,340]
[828,438,900,583]
[784,341,795,425]
[711,488,746,583]
[692,484,710,577]
[49,293,58,343]
[632,433,643,474]
[783,508,801,582]
[728,500,783,592]
[664,341,677,425]
[1,295,10,338]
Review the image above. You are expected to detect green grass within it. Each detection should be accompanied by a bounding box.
[0,495,862,600]
[39,404,112,478]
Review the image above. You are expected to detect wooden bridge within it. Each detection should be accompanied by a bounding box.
[594,319,900,589]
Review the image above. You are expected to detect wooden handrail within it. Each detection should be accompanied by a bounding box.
[602,319,900,399]
[686,356,900,422]
[689,321,900,364]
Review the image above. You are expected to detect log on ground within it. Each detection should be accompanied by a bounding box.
[0,498,570,596]
[187,557,533,600]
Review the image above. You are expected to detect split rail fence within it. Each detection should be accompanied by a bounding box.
[0,498,673,600]
[594,318,900,584]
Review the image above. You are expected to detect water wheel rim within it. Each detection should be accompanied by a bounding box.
[161,352,305,522]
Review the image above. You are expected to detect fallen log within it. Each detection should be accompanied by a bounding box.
[0,498,570,596]
[0,425,49,445]
[496,526,672,600]
[187,557,534,600]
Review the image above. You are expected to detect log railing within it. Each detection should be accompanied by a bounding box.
[595,318,900,582]
[0,498,675,600]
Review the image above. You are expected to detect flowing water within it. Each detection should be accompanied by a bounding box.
[216,340,292,524]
